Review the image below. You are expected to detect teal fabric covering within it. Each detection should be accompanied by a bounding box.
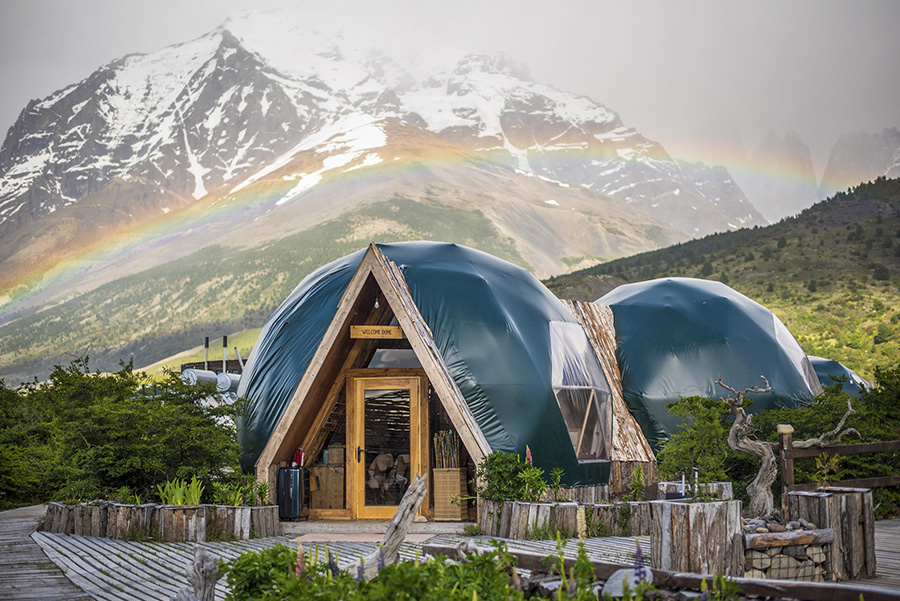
[597,277,822,451]
[809,356,870,398]
[237,242,611,485]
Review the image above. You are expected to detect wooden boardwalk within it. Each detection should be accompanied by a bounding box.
[4,513,900,600]
[0,515,90,601]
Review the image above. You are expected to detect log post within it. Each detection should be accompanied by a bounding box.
[650,499,743,577]
[778,424,795,519]
[171,546,219,601]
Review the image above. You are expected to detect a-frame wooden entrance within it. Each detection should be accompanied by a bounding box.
[255,244,491,518]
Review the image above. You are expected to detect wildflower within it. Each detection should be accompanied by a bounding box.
[525,445,533,466]
[356,558,365,582]
[295,541,305,578]
[377,544,386,571]
[328,551,340,579]
[633,540,647,586]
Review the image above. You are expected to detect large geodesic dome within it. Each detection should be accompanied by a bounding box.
[598,277,823,449]
[238,242,615,485]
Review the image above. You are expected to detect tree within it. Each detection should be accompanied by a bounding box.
[657,396,729,483]
[715,376,857,518]
[0,359,241,506]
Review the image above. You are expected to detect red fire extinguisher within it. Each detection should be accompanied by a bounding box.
[293,446,304,468]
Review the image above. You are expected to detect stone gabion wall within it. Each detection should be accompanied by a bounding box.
[745,542,830,581]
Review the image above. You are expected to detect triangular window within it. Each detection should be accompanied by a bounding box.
[550,322,611,461]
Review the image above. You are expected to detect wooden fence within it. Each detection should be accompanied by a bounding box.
[778,423,900,513]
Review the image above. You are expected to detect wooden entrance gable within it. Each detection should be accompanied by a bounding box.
[256,243,492,504]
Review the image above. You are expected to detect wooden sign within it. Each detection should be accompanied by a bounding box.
[350,325,403,339]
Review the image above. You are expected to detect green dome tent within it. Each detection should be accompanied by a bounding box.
[597,277,823,450]
[238,242,616,486]
[809,356,870,398]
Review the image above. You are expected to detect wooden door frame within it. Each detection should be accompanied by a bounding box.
[347,370,430,519]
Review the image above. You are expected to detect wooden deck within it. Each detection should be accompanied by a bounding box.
[4,514,900,600]
[0,515,90,601]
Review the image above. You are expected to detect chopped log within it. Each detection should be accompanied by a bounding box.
[650,499,743,576]
[345,473,428,581]
[744,528,834,549]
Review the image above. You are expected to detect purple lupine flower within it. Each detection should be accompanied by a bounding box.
[377,546,386,572]
[328,550,340,579]
[633,540,647,586]
[698,592,709,601]
[356,558,365,583]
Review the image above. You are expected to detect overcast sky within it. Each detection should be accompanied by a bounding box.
[1,0,898,176]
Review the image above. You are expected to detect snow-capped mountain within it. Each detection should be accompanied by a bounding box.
[819,127,900,199]
[0,8,762,298]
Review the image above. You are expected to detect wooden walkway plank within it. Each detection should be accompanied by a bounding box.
[0,515,91,601]
[9,512,900,600]
[58,535,184,600]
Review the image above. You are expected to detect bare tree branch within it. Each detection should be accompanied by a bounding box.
[793,397,860,449]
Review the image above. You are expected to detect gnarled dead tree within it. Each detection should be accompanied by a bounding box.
[716,376,857,519]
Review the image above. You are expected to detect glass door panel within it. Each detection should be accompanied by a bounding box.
[352,376,421,519]
[363,388,411,507]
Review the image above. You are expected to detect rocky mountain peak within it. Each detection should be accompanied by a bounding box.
[819,127,900,198]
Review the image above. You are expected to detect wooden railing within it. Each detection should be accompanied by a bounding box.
[778,423,900,504]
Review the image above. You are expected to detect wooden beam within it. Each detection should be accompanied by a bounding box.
[788,440,900,459]
[789,476,900,492]
[367,246,492,463]
[745,528,834,549]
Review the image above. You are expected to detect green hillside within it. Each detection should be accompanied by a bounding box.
[546,177,900,381]
[0,196,526,383]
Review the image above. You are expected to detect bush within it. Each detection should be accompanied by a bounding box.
[473,452,546,502]
[658,363,900,517]
[657,396,730,483]
[0,359,241,507]
[220,541,527,601]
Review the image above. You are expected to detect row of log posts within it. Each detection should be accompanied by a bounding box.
[478,500,652,539]
[43,503,279,541]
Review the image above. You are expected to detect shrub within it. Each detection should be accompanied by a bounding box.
[657,396,730,483]
[473,452,546,502]
[0,359,241,507]
[220,541,527,601]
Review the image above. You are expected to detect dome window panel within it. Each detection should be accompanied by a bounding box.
[550,321,612,461]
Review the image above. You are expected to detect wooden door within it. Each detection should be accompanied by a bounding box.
[349,376,426,519]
